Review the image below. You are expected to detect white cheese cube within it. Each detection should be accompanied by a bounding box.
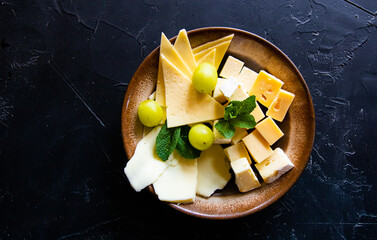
[213,78,228,104]
[255,148,294,183]
[231,157,261,192]
[219,76,240,99]
[224,142,252,164]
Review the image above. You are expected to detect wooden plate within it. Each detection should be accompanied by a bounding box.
[121,27,315,219]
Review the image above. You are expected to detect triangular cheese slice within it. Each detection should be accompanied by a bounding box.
[155,33,193,106]
[161,54,225,128]
[194,40,231,69]
[196,49,216,66]
[192,34,234,54]
[174,29,197,73]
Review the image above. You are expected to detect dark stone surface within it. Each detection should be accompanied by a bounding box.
[0,0,376,239]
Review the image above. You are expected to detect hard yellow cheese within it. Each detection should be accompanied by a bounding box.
[266,89,295,122]
[192,34,234,54]
[161,55,225,128]
[174,29,197,73]
[194,40,231,69]
[224,142,252,164]
[249,70,284,108]
[237,67,258,94]
[230,127,248,145]
[196,49,216,66]
[251,101,265,123]
[255,117,284,145]
[242,130,273,163]
[219,56,244,79]
[231,157,261,192]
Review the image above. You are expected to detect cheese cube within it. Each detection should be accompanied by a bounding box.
[213,78,228,104]
[224,142,252,164]
[249,70,284,108]
[255,117,284,145]
[229,85,249,101]
[231,127,248,145]
[266,89,295,122]
[220,56,244,79]
[251,101,265,123]
[231,157,261,192]
[213,120,231,144]
[255,148,294,183]
[219,76,240,99]
[237,67,258,94]
[242,130,273,163]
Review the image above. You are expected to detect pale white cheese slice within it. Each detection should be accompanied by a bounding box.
[219,76,240,99]
[196,145,231,197]
[153,151,197,203]
[124,126,167,192]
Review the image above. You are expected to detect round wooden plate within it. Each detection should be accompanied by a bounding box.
[121,27,315,219]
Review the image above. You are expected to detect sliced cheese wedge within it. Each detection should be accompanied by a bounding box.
[153,151,197,203]
[192,34,234,54]
[174,29,197,73]
[196,49,216,66]
[124,126,167,192]
[196,145,231,197]
[161,54,225,128]
[194,40,231,69]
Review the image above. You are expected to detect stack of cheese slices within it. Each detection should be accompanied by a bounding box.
[125,29,296,203]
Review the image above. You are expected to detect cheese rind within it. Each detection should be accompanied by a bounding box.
[249,70,284,108]
[230,127,248,145]
[255,148,294,183]
[242,130,273,163]
[124,126,167,192]
[213,120,231,144]
[231,157,261,192]
[255,117,284,145]
[237,67,258,94]
[212,78,228,103]
[153,151,197,203]
[266,89,295,122]
[224,142,251,164]
[196,49,216,66]
[194,40,231,69]
[161,55,225,128]
[219,56,244,79]
[219,76,240,99]
[196,145,231,197]
[174,29,197,73]
[192,34,234,54]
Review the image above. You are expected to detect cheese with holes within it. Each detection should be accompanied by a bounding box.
[219,76,239,99]
[251,101,265,123]
[192,34,234,54]
[124,126,167,192]
[242,130,273,163]
[196,49,216,66]
[224,142,251,164]
[161,55,225,128]
[255,117,284,145]
[219,56,244,79]
[196,145,231,197]
[231,157,261,192]
[249,70,284,108]
[153,151,197,203]
[255,148,294,183]
[213,120,231,144]
[174,29,197,73]
[237,67,258,94]
[213,78,227,103]
[231,127,248,145]
[194,40,231,69]
[266,89,295,122]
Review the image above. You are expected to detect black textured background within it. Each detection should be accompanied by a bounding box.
[1,0,377,239]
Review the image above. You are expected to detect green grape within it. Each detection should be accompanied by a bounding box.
[188,124,214,150]
[137,100,163,127]
[192,63,218,94]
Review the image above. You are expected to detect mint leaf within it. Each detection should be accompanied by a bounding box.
[230,114,256,129]
[176,125,201,159]
[156,123,180,161]
[215,119,235,138]
[237,95,256,115]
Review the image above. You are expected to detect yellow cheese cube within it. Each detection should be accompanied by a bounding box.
[219,56,244,79]
[230,157,261,192]
[237,67,258,94]
[242,130,273,163]
[251,101,265,123]
[266,89,295,122]
[255,148,294,183]
[229,85,248,101]
[212,78,228,104]
[255,117,284,145]
[249,70,284,108]
[213,120,231,144]
[231,127,248,145]
[224,142,252,164]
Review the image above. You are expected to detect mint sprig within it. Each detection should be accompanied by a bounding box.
[215,95,257,138]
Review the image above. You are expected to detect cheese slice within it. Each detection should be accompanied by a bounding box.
[242,130,273,163]
[219,56,244,79]
[255,117,284,145]
[237,67,258,94]
[230,127,248,145]
[174,29,197,73]
[266,89,295,122]
[196,145,231,197]
[161,55,225,128]
[213,120,231,144]
[124,126,167,192]
[196,49,216,66]
[249,70,284,108]
[194,40,232,69]
[156,33,193,106]
[224,142,252,164]
[212,78,227,104]
[255,148,294,183]
[192,34,234,54]
[231,157,261,192]
[153,151,197,203]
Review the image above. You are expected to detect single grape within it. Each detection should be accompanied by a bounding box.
[192,63,218,94]
[137,100,163,127]
[188,124,214,150]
